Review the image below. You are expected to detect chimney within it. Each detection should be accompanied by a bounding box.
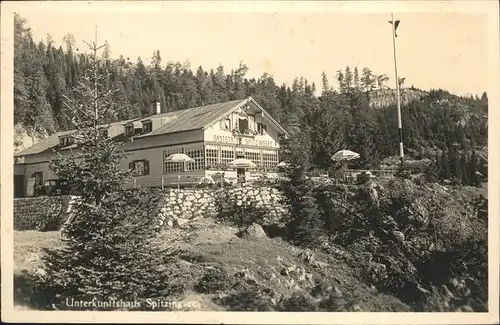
[156,101,161,114]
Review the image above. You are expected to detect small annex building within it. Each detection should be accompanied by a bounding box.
[14,97,289,197]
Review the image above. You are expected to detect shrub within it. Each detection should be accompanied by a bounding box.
[278,177,325,247]
[313,178,487,311]
[356,171,372,185]
[195,267,234,294]
[395,164,412,179]
[213,285,276,311]
[277,292,319,311]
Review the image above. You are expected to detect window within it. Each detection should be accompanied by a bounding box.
[262,150,279,170]
[59,136,74,148]
[205,144,220,169]
[257,123,267,135]
[239,118,249,134]
[220,117,231,131]
[44,180,57,187]
[220,146,234,167]
[185,146,205,171]
[164,148,184,174]
[129,160,150,176]
[31,172,43,186]
[125,124,134,137]
[236,148,244,159]
[245,149,261,167]
[142,121,152,134]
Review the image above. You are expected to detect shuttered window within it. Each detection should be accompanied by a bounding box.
[129,160,150,176]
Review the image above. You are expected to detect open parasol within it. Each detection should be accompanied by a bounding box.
[165,153,195,190]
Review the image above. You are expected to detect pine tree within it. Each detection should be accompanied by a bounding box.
[24,56,56,138]
[36,37,181,310]
[353,66,360,91]
[361,67,374,92]
[14,14,31,125]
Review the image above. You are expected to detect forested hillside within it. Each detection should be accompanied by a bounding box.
[14,14,488,186]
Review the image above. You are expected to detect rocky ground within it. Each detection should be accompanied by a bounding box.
[13,178,488,312]
[14,217,410,311]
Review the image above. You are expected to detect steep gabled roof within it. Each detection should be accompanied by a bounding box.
[15,97,289,158]
[14,129,76,157]
[14,119,138,157]
[134,99,246,138]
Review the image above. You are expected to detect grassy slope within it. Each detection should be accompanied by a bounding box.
[14,218,410,311]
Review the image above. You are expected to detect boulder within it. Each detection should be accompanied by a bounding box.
[236,223,267,239]
[298,249,315,264]
[392,231,405,243]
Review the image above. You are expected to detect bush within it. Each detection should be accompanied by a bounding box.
[395,164,412,179]
[356,171,372,185]
[213,285,276,311]
[278,177,325,247]
[277,292,319,311]
[308,178,486,310]
[279,163,488,311]
[195,267,234,294]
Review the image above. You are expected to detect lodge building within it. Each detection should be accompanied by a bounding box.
[14,97,289,197]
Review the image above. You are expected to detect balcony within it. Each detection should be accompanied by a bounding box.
[232,128,258,137]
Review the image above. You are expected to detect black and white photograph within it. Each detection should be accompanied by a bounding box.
[1,1,499,323]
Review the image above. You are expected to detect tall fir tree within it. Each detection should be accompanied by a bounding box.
[37,38,181,310]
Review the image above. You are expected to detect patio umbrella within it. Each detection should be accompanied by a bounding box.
[331,149,360,183]
[229,158,256,186]
[166,153,195,190]
[228,158,257,169]
[331,149,360,162]
[277,161,288,168]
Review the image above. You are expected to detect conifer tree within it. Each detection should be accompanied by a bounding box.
[36,34,180,310]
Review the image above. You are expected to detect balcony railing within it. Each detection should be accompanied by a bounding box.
[232,128,259,137]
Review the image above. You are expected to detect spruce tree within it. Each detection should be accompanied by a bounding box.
[36,36,181,310]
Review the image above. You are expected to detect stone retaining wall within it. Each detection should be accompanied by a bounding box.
[13,186,288,230]
[14,195,73,230]
[158,186,288,227]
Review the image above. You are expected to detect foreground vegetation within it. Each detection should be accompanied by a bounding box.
[14,177,487,312]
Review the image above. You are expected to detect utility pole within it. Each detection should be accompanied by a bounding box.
[83,26,106,130]
[389,13,404,166]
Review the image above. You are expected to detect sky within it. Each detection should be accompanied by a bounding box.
[12,2,494,97]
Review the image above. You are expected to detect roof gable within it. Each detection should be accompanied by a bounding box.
[134,99,246,138]
[203,97,290,137]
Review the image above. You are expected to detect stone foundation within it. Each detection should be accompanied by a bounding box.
[13,186,288,230]
[14,195,73,230]
[158,186,288,227]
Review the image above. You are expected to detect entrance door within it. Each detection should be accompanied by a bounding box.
[31,171,43,196]
[237,168,245,184]
[14,175,25,198]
